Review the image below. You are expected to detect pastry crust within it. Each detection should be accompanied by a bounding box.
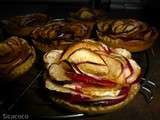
[48,83,140,114]
[97,19,159,52]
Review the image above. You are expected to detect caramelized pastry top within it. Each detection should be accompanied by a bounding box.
[44,40,141,105]
[0,36,35,76]
[31,21,93,42]
[97,19,158,41]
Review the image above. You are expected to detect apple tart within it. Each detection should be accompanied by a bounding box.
[0,36,36,80]
[97,19,159,52]
[31,21,94,52]
[43,39,141,114]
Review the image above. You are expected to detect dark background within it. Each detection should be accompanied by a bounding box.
[0,0,159,27]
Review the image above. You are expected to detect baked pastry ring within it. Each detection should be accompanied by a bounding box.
[97,19,159,52]
[0,36,36,80]
[43,39,141,114]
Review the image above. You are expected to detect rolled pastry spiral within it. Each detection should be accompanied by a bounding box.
[0,36,36,79]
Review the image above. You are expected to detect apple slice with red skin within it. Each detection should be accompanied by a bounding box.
[53,86,129,105]
[126,59,141,84]
[66,72,117,88]
[69,93,128,105]
[107,53,135,84]
[99,42,112,53]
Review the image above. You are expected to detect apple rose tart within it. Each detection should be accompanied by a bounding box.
[97,19,159,52]
[43,39,141,114]
[31,21,94,52]
[0,36,36,80]
[1,13,49,37]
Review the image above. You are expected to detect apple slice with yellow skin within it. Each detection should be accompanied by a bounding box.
[77,62,109,76]
[60,40,106,61]
[100,55,122,81]
[68,48,105,64]
[49,62,71,81]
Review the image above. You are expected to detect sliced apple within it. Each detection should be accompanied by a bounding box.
[100,55,122,80]
[70,63,82,74]
[49,62,71,81]
[45,79,91,100]
[80,94,127,105]
[60,40,105,61]
[69,92,127,105]
[77,62,109,76]
[81,86,121,97]
[126,59,141,84]
[45,79,73,93]
[43,50,63,68]
[112,48,131,59]
[99,42,111,53]
[68,48,105,64]
[66,72,116,87]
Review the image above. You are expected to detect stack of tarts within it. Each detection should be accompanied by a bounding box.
[43,40,141,114]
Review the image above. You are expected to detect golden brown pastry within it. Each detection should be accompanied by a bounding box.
[43,39,141,114]
[0,36,36,80]
[31,20,94,52]
[97,19,159,52]
[69,7,105,21]
[1,13,49,37]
